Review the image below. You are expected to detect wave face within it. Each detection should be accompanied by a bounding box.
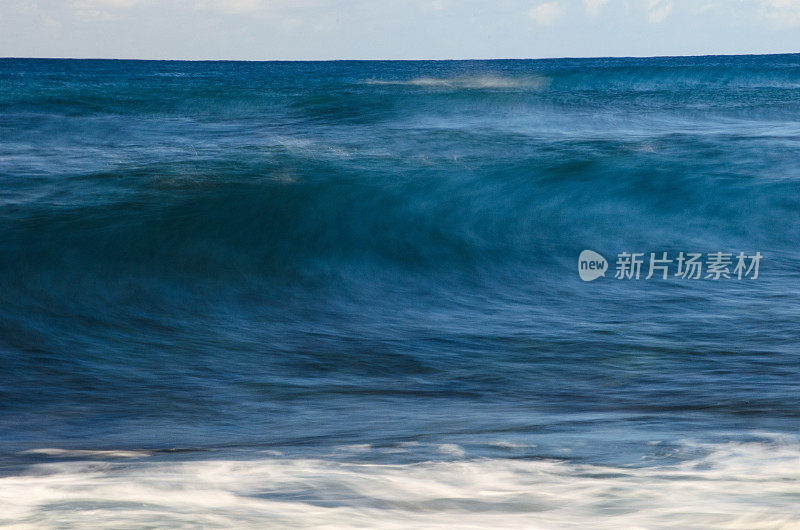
[1,55,800,526]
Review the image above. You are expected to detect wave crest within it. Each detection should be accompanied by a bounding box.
[364,74,549,89]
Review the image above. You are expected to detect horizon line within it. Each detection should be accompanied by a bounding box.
[2,51,800,63]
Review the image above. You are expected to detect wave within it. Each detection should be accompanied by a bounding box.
[3,439,800,528]
[2,58,800,522]
[2,148,795,287]
[20,448,152,459]
[363,74,549,89]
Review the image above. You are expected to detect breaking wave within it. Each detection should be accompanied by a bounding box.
[3,439,800,528]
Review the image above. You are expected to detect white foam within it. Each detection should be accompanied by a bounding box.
[436,443,466,457]
[21,448,152,459]
[3,439,800,528]
[364,75,549,90]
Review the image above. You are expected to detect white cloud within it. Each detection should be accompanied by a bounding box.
[195,0,324,15]
[198,0,266,14]
[424,0,452,12]
[647,0,673,22]
[758,0,800,27]
[527,2,564,25]
[72,0,139,9]
[68,0,141,21]
[583,0,611,17]
[101,0,138,6]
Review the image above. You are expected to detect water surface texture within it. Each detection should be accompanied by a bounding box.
[1,56,799,527]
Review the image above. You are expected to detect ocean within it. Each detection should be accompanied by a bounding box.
[1,55,799,527]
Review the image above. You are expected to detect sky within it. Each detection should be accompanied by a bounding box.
[1,0,799,60]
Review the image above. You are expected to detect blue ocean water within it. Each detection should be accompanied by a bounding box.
[1,56,799,526]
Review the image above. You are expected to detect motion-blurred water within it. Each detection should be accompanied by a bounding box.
[1,56,799,527]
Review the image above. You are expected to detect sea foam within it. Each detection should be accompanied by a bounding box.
[3,439,799,528]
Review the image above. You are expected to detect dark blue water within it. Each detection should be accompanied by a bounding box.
[1,56,799,526]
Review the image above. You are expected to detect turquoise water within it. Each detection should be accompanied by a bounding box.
[1,56,799,526]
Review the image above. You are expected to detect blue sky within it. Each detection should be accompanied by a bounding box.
[1,0,799,60]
